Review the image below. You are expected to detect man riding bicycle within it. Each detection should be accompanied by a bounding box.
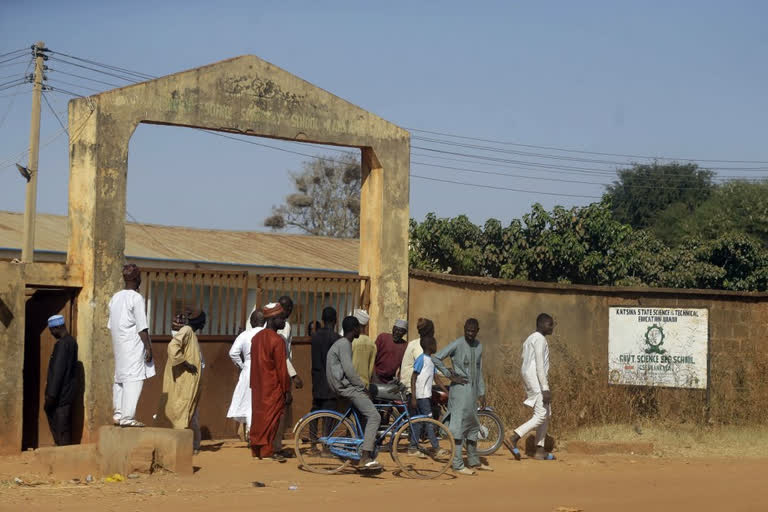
[326,316,382,470]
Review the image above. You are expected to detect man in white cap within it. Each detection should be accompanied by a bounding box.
[350,309,376,387]
[373,319,409,384]
[44,315,78,445]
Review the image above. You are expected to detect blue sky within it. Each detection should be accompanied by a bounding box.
[1,1,767,232]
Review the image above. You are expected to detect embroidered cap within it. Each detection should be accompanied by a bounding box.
[48,315,65,328]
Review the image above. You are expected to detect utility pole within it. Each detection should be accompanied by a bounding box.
[21,41,47,263]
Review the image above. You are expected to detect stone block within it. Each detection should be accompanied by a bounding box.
[98,426,193,476]
[32,443,99,479]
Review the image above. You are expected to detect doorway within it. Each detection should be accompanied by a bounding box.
[22,288,81,450]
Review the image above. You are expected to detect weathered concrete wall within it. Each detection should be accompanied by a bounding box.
[67,55,409,443]
[0,262,82,454]
[408,269,768,375]
[0,264,25,454]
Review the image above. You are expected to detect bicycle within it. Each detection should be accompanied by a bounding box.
[371,385,505,456]
[293,383,455,479]
[432,388,505,456]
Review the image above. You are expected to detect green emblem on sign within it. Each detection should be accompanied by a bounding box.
[644,324,666,354]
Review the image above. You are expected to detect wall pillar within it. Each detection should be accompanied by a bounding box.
[360,142,410,336]
[0,264,25,454]
[67,101,134,442]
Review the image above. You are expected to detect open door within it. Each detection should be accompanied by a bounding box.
[22,288,81,449]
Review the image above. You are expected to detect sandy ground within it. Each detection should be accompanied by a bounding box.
[1,441,766,512]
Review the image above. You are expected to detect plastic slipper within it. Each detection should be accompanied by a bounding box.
[534,453,556,461]
[503,439,522,460]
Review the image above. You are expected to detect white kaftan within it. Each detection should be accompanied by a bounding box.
[226,326,262,426]
[108,289,155,383]
[520,331,549,406]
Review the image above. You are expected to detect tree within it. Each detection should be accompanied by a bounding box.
[651,180,768,246]
[604,162,714,229]
[264,153,361,237]
[408,201,768,292]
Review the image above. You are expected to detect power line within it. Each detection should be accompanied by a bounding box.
[46,78,103,93]
[0,59,34,132]
[410,160,761,190]
[0,72,28,81]
[411,151,767,182]
[48,50,156,80]
[0,89,31,99]
[0,77,29,89]
[406,127,768,165]
[46,85,85,98]
[48,68,126,89]
[28,48,768,199]
[412,144,768,176]
[0,48,28,59]
[411,175,602,199]
[0,53,28,66]
[42,92,68,133]
[412,136,768,172]
[47,55,147,83]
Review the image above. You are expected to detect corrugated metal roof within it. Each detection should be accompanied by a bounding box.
[0,211,359,272]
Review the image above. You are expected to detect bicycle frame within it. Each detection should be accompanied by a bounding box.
[300,399,431,461]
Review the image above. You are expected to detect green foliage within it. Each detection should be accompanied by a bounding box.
[409,201,768,292]
[605,162,714,229]
[651,180,768,246]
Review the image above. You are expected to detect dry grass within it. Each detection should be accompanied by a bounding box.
[484,336,768,450]
[563,423,768,458]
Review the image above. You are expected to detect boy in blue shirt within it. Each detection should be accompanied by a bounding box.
[409,335,451,457]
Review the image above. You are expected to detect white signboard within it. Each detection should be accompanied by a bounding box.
[608,307,708,389]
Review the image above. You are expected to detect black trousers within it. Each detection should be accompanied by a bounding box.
[45,403,72,446]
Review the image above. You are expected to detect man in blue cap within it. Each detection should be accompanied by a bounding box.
[45,315,78,445]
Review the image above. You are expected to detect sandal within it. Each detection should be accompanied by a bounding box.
[503,438,521,460]
[119,419,145,428]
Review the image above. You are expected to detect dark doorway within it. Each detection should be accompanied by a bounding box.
[22,288,82,450]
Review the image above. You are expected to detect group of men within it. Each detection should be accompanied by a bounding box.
[43,262,559,474]
[304,309,557,474]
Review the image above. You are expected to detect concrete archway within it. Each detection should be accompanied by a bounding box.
[65,55,409,439]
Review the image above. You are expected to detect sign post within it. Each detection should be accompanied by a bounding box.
[608,307,709,390]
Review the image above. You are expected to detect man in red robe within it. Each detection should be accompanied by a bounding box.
[250,302,292,462]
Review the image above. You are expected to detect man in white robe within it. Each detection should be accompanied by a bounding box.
[108,264,155,427]
[227,309,264,436]
[504,313,555,461]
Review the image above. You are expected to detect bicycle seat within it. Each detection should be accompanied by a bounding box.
[369,382,403,401]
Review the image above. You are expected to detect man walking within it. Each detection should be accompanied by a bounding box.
[505,313,556,461]
[108,264,155,427]
[350,309,376,386]
[373,319,408,383]
[327,316,382,471]
[250,303,292,462]
[432,318,491,475]
[163,309,205,454]
[44,315,78,446]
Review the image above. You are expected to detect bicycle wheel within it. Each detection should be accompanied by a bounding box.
[476,409,505,456]
[294,412,356,474]
[391,417,454,479]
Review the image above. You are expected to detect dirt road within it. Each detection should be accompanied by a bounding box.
[1,442,765,512]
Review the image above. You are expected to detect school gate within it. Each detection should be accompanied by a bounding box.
[0,54,409,454]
